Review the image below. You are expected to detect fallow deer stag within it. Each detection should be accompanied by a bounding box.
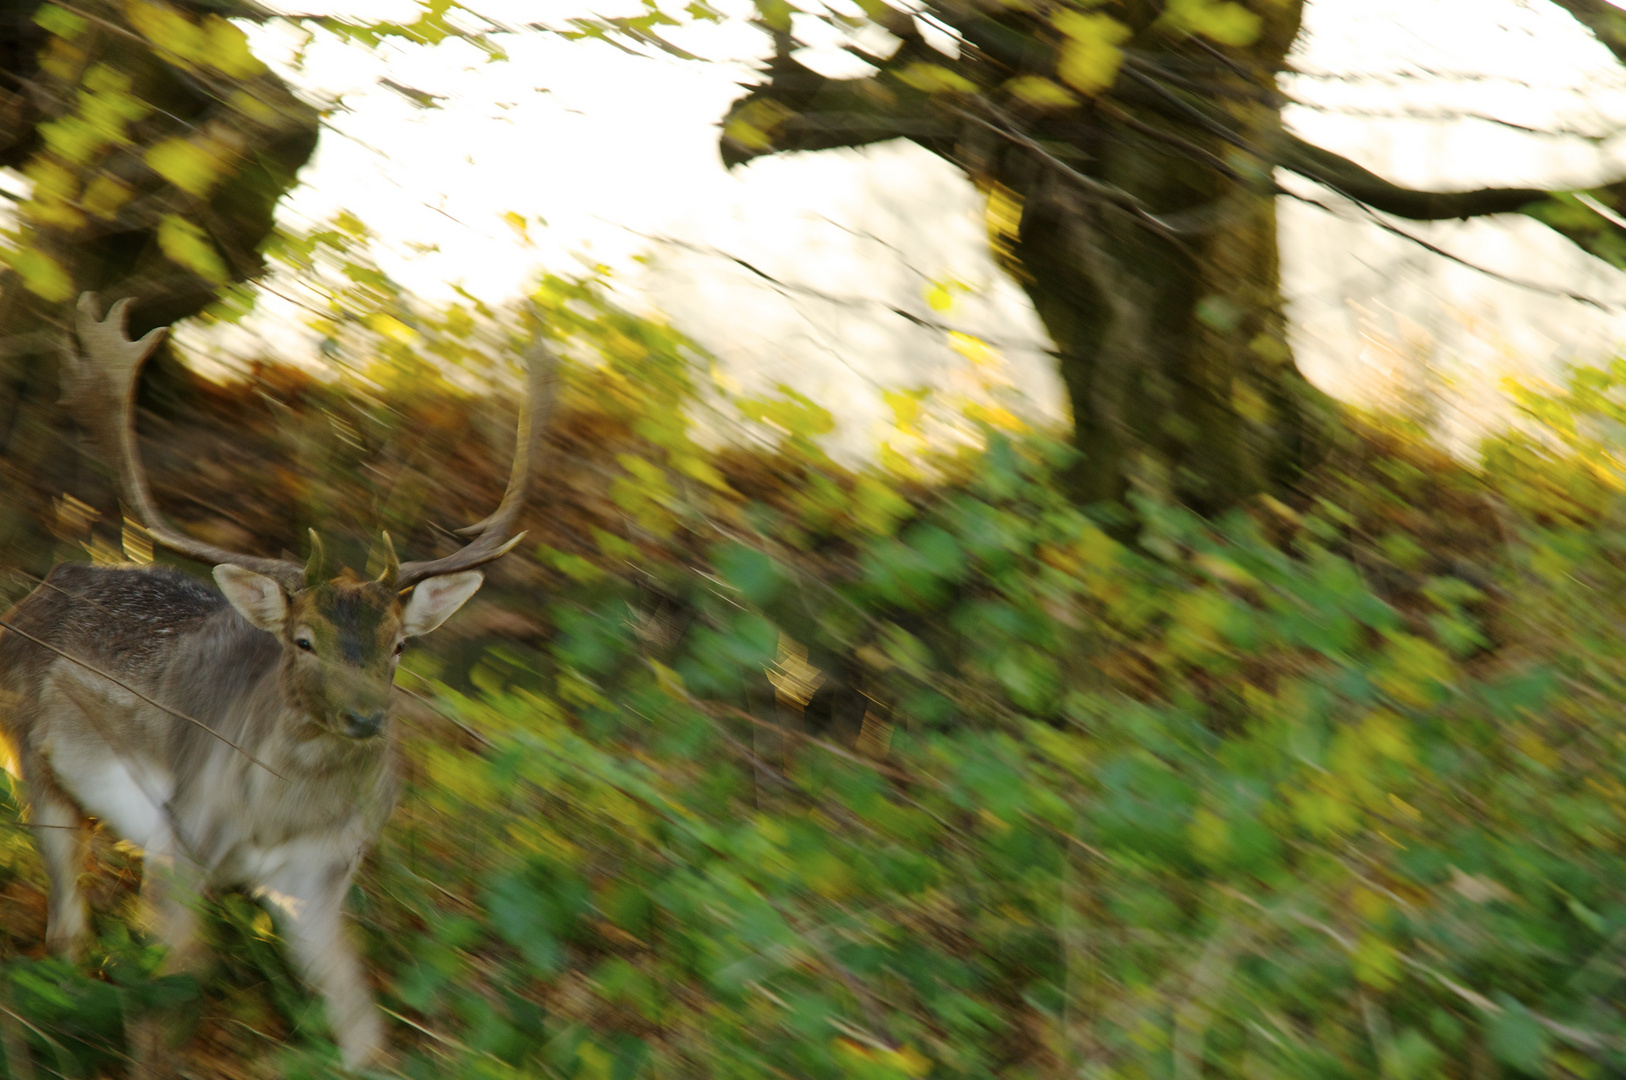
[0,293,554,1070]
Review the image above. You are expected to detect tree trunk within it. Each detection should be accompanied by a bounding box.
[0,0,317,575]
[1000,1,1329,508]
[954,2,1330,510]
[720,2,1341,510]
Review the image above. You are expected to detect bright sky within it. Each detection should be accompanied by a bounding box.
[142,0,1626,454]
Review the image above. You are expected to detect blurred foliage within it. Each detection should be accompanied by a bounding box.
[7,267,1626,1080]
[0,0,318,317]
[9,1,1626,1077]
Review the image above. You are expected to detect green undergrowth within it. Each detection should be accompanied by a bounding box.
[9,330,1626,1079]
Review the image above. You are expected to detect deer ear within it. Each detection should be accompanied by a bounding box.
[214,565,288,633]
[401,571,484,638]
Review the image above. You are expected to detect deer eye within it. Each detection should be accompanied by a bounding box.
[295,637,314,653]
[392,642,404,658]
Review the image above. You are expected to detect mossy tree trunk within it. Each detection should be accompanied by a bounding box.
[719,0,1626,511]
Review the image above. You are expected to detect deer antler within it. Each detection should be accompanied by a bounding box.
[68,293,309,591]
[69,293,556,592]
[395,332,558,589]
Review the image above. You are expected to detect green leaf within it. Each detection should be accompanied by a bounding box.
[714,542,787,607]
[1380,1029,1443,1080]
[485,874,562,976]
[1485,999,1548,1076]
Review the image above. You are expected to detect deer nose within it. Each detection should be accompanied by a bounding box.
[341,709,385,739]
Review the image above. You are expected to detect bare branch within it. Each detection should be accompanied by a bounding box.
[1277,134,1549,220]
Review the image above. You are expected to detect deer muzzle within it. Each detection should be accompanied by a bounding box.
[340,708,386,739]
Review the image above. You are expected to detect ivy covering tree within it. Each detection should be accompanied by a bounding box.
[0,0,318,560]
[708,0,1626,509]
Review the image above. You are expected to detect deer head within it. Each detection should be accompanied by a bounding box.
[67,293,556,739]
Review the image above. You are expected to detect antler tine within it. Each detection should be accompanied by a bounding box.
[395,333,559,590]
[70,293,307,592]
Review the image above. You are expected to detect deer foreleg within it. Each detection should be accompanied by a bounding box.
[259,858,384,1070]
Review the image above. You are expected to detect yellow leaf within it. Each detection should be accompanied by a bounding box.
[1515,729,1559,769]
[34,3,88,39]
[649,661,687,699]
[853,473,909,536]
[1004,74,1078,109]
[82,62,130,95]
[833,1038,932,1078]
[38,37,83,80]
[1287,783,1358,838]
[82,174,134,218]
[723,99,793,153]
[250,908,275,939]
[885,388,925,432]
[895,62,976,95]
[503,210,532,245]
[156,214,228,282]
[1373,633,1453,708]
[9,248,74,301]
[1351,886,1389,922]
[1388,792,1422,822]
[24,158,77,201]
[1159,0,1262,47]
[1231,377,1269,423]
[1053,11,1131,95]
[985,182,1023,241]
[40,117,102,165]
[80,84,150,138]
[948,330,1000,367]
[365,312,417,344]
[146,136,234,197]
[203,15,266,77]
[962,401,1026,432]
[227,89,281,126]
[27,197,87,230]
[1187,807,1231,864]
[1352,932,1400,990]
[880,441,923,480]
[125,0,206,66]
[723,116,771,151]
[673,452,734,493]
[1360,709,1415,765]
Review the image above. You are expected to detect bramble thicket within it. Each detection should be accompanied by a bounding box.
[0,244,1625,1079]
[7,0,1626,1077]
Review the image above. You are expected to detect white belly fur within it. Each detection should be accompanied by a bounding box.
[51,751,173,853]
